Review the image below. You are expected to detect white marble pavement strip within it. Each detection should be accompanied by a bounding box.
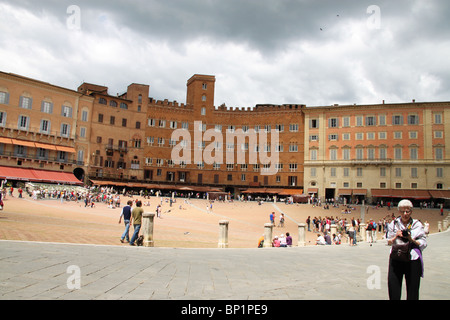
[0,230,449,300]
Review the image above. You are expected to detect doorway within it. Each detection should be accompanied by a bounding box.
[325,188,335,200]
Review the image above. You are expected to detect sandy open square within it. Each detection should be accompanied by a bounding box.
[0,191,446,248]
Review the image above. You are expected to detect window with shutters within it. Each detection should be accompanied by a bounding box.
[20,96,32,109]
[18,115,29,130]
[329,118,339,128]
[392,115,403,125]
[365,116,376,126]
[407,114,419,125]
[40,119,50,134]
[61,105,72,118]
[0,91,9,104]
[60,123,70,137]
[310,119,319,128]
[41,101,53,114]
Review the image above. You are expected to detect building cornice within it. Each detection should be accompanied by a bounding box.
[0,71,91,100]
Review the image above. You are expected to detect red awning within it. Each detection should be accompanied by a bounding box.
[337,189,352,196]
[30,169,82,185]
[371,189,431,199]
[0,166,39,181]
[242,188,266,194]
[428,190,450,200]
[390,189,431,199]
[0,166,82,185]
[408,190,432,199]
[371,189,392,197]
[353,189,368,196]
[242,188,286,194]
[278,189,303,196]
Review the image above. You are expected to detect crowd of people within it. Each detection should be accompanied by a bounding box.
[309,213,430,246]
[257,232,293,248]
[258,198,436,248]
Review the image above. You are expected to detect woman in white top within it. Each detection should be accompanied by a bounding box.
[316,233,326,245]
[386,199,427,300]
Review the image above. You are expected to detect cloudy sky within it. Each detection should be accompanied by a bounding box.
[1,0,449,108]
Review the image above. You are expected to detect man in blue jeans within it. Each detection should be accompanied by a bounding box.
[119,200,133,243]
[129,200,144,246]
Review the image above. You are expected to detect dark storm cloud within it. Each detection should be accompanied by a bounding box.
[3,0,382,51]
[1,0,450,106]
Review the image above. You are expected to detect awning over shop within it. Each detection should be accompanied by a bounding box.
[428,190,450,200]
[0,166,82,185]
[371,189,431,200]
[89,180,223,192]
[265,188,285,194]
[391,189,431,199]
[0,137,13,144]
[409,190,432,199]
[278,189,303,196]
[242,188,266,194]
[241,188,303,196]
[34,142,58,150]
[337,189,352,196]
[337,189,367,196]
[0,166,36,181]
[307,188,318,194]
[54,145,76,153]
[0,138,74,152]
[30,169,82,185]
[242,188,285,194]
[12,139,35,148]
[353,189,368,196]
[371,189,392,198]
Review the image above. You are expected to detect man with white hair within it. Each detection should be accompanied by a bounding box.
[386,199,427,300]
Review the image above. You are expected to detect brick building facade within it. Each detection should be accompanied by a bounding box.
[303,102,450,204]
[1,71,449,203]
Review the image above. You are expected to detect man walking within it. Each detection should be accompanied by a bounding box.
[119,200,133,243]
[129,200,144,246]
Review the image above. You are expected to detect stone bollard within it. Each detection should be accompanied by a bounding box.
[359,223,366,242]
[264,223,273,248]
[218,220,229,248]
[443,219,448,231]
[438,221,442,232]
[298,223,306,247]
[331,224,337,237]
[142,212,155,247]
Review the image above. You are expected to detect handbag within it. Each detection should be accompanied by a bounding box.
[390,239,411,262]
[390,219,413,262]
